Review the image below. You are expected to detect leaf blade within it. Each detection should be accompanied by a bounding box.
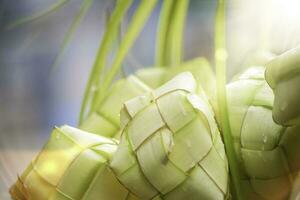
[92,0,159,114]
[79,0,134,124]
[51,0,94,72]
[4,0,70,30]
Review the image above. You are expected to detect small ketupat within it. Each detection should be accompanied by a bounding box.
[110,72,229,200]
[227,67,300,199]
[10,126,139,200]
[79,75,152,138]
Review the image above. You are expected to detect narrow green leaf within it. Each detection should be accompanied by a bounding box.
[51,0,93,72]
[4,0,70,30]
[214,0,244,199]
[155,0,175,67]
[92,0,159,112]
[79,0,133,124]
[166,0,189,66]
[117,11,126,78]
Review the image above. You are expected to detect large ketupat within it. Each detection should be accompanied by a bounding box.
[80,58,216,139]
[265,45,300,126]
[10,126,139,200]
[110,72,229,200]
[227,67,300,199]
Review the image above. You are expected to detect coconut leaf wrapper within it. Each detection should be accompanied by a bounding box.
[10,126,139,200]
[79,76,152,138]
[110,72,228,200]
[265,46,300,126]
[227,67,300,199]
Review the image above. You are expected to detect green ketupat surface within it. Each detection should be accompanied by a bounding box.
[79,75,152,138]
[265,46,300,126]
[80,58,216,139]
[227,67,300,199]
[136,57,216,103]
[110,72,229,200]
[10,126,139,200]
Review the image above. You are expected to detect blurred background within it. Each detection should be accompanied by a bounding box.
[1,0,300,199]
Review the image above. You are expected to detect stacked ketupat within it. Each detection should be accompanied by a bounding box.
[110,72,229,199]
[10,67,300,199]
[80,58,216,139]
[227,67,300,199]
[265,46,300,126]
[11,72,224,200]
[10,126,139,200]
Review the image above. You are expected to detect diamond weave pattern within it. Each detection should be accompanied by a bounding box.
[111,73,229,200]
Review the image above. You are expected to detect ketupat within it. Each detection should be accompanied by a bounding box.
[79,75,152,138]
[227,67,300,199]
[136,58,216,102]
[110,72,229,200]
[265,45,300,126]
[80,58,216,139]
[10,126,139,200]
